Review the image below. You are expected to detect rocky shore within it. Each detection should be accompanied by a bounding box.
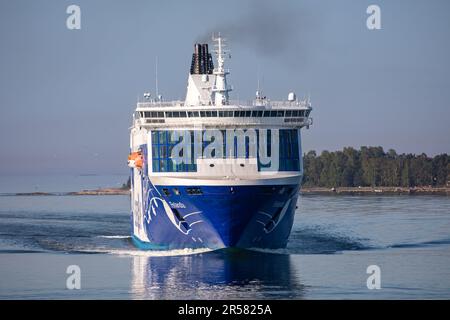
[68,188,130,195]
[7,188,129,196]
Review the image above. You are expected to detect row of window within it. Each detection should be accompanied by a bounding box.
[160,187,203,197]
[146,119,165,124]
[150,129,300,173]
[159,186,294,197]
[284,118,305,123]
[140,110,310,119]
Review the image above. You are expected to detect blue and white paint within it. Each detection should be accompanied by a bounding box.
[128,36,312,250]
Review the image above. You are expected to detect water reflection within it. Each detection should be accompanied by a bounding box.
[131,249,304,299]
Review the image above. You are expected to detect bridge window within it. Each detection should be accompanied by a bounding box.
[188,111,199,117]
[199,110,218,117]
[142,111,165,118]
[235,110,249,117]
[148,111,162,118]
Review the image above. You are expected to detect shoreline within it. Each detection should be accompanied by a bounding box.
[3,186,449,196]
[301,186,450,196]
[4,188,130,197]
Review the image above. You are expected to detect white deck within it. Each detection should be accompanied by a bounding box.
[149,172,303,186]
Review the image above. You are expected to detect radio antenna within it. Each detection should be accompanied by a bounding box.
[155,55,159,99]
[257,64,260,92]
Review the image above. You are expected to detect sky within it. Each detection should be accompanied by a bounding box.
[0,0,449,175]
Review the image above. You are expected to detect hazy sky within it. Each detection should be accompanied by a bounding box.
[1,0,449,175]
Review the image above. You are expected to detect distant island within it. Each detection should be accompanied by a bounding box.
[302,146,449,189]
[10,147,448,196]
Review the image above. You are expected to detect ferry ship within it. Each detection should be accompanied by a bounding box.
[128,36,312,250]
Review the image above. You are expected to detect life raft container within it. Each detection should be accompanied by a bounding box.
[128,151,143,169]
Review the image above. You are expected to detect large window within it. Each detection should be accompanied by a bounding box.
[278,129,300,171]
[151,131,197,173]
[150,129,300,172]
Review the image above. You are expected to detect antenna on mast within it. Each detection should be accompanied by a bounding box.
[256,64,264,100]
[212,33,232,106]
[155,55,159,99]
[257,63,260,92]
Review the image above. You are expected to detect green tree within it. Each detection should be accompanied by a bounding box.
[301,147,447,188]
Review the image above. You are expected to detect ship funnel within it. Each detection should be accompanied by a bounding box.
[190,43,214,75]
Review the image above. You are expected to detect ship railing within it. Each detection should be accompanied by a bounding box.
[137,99,311,109]
[228,100,310,109]
[137,101,185,108]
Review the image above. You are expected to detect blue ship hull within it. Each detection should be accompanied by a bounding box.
[131,174,300,250]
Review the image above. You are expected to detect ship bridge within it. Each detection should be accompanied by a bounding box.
[133,99,312,129]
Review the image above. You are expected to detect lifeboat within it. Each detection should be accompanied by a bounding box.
[128,151,143,169]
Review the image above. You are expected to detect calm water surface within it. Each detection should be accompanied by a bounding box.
[0,176,449,299]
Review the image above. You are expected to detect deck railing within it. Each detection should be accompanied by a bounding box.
[137,99,310,109]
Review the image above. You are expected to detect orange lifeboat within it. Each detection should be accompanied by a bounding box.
[128,151,143,169]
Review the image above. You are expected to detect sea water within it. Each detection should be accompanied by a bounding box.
[0,175,449,299]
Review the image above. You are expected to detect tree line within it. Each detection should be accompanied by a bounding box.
[302,147,449,188]
[123,146,449,189]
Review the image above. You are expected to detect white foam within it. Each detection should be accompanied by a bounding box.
[81,247,214,257]
[245,247,289,255]
[97,235,132,239]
